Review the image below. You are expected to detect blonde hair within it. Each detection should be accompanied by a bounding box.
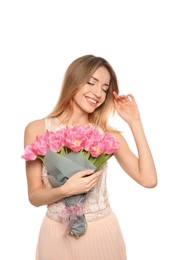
[46,54,119,131]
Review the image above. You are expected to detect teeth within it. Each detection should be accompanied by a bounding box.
[87,97,97,104]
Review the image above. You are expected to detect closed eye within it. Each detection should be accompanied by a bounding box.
[102,88,108,93]
[87,81,94,85]
[87,81,109,93]
[102,85,109,93]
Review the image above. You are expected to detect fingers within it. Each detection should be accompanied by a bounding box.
[113,91,135,103]
[79,168,103,178]
[93,169,104,177]
[85,169,103,184]
[79,168,103,181]
[127,94,137,104]
[66,168,104,195]
[82,169,103,189]
[78,169,95,178]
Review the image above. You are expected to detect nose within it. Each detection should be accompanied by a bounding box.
[92,85,102,98]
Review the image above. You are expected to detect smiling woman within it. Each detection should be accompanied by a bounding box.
[73,66,110,114]
[47,54,119,129]
[22,54,157,260]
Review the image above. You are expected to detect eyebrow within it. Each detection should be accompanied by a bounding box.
[91,76,109,87]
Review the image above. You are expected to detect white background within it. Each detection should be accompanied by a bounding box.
[0,0,173,259]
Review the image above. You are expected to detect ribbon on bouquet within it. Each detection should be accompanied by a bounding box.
[60,202,84,237]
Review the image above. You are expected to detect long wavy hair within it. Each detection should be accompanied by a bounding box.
[46,54,120,131]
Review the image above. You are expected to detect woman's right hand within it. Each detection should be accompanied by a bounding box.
[63,168,104,197]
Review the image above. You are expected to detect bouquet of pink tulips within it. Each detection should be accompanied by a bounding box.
[22,124,119,237]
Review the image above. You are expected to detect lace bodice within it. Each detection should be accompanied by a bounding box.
[43,118,112,222]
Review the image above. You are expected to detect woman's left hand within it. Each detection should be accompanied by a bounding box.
[113,91,140,124]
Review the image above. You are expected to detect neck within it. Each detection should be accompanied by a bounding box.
[66,120,90,126]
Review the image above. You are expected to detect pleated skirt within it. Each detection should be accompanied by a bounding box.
[36,212,127,260]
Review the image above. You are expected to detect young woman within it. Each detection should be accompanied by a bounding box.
[23,54,157,260]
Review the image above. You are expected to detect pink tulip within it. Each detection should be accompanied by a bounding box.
[21,125,120,168]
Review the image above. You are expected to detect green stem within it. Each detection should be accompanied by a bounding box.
[37,155,44,162]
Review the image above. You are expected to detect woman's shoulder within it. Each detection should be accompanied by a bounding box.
[25,118,45,133]
[24,118,46,146]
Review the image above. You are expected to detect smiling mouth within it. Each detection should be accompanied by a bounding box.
[85,97,98,106]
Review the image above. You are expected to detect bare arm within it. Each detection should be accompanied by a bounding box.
[24,119,103,207]
[113,92,157,188]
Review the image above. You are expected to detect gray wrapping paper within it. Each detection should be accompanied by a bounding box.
[43,149,97,237]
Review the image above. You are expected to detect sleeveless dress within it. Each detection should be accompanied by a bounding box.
[36,118,127,260]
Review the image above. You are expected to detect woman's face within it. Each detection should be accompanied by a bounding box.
[73,66,110,114]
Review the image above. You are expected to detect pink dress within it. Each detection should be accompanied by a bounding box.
[36,118,127,260]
